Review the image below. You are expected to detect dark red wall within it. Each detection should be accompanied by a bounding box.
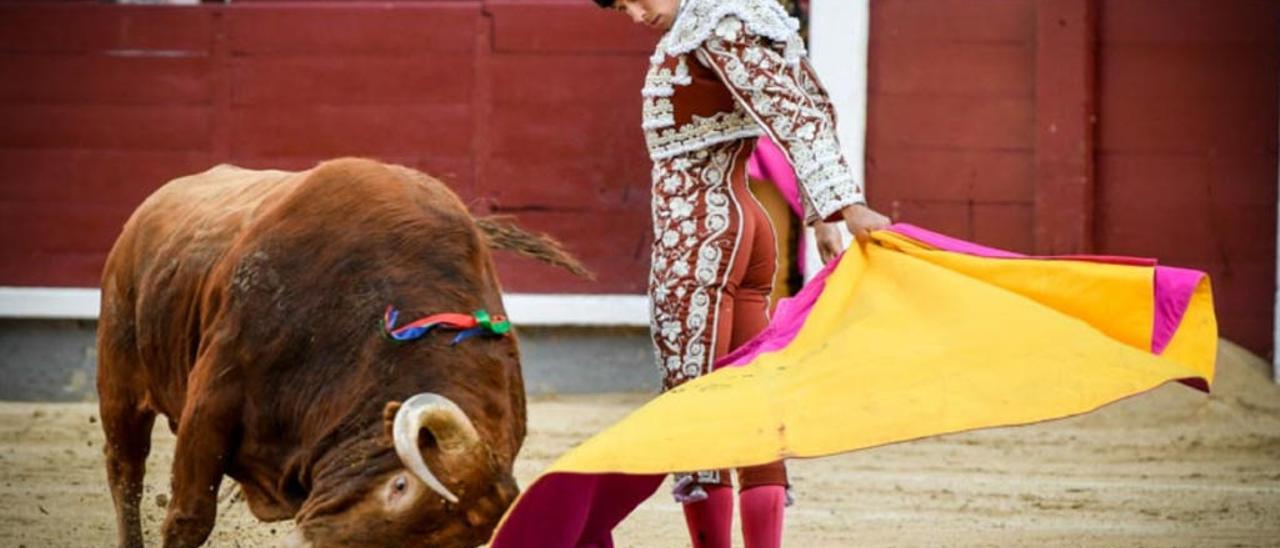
[867,0,1038,252]
[1094,2,1278,358]
[0,0,657,293]
[867,0,1277,357]
[1,1,1276,355]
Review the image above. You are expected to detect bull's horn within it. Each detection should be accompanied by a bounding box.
[392,393,481,504]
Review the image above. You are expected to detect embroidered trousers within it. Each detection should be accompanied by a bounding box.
[648,139,788,489]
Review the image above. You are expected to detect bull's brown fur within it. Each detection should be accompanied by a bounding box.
[97,158,555,547]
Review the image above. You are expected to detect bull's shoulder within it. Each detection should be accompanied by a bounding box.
[110,164,302,289]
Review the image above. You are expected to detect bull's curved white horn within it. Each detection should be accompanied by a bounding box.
[392,393,481,504]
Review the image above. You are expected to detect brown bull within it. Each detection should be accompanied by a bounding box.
[97,158,586,547]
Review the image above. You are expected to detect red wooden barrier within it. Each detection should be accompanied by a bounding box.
[868,0,1037,252]
[0,0,1275,355]
[1095,0,1278,355]
[0,1,657,293]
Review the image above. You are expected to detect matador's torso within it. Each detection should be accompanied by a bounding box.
[642,0,864,224]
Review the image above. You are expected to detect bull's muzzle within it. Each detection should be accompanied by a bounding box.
[282,527,311,548]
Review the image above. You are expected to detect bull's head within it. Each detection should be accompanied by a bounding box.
[284,393,518,547]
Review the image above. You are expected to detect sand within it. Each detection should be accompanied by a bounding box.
[1,341,1277,547]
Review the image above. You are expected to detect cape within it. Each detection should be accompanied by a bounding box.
[490,224,1216,547]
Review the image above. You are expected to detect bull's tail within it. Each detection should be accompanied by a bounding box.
[476,215,594,280]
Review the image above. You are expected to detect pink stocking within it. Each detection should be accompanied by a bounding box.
[740,485,786,548]
[682,485,734,548]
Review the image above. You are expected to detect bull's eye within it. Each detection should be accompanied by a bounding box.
[387,475,410,506]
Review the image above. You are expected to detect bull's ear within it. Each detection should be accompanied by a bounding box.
[382,401,402,443]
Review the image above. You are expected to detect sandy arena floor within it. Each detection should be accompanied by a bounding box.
[1,341,1277,547]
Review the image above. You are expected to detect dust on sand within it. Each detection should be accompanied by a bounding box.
[1,341,1277,547]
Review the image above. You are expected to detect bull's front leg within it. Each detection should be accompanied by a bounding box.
[99,391,157,548]
[162,361,243,548]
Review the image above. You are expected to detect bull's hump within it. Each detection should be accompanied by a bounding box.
[148,165,296,221]
[204,163,295,181]
[170,164,296,200]
[124,165,302,273]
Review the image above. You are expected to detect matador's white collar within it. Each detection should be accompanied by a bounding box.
[657,0,805,63]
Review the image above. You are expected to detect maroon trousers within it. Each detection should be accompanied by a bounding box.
[648,139,787,489]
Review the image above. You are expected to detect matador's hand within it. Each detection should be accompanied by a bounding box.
[814,222,843,264]
[840,203,891,245]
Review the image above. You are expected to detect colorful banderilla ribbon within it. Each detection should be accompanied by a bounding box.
[382,305,511,345]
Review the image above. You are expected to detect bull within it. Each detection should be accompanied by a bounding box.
[97,158,587,547]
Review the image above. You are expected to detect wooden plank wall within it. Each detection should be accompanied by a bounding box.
[0,5,218,287]
[867,0,1039,253]
[480,1,654,292]
[0,0,1276,355]
[0,1,657,293]
[1094,0,1279,356]
[866,0,1277,357]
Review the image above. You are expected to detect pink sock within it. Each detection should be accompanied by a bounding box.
[740,485,786,548]
[682,485,733,548]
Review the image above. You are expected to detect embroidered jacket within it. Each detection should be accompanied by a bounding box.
[642,0,865,224]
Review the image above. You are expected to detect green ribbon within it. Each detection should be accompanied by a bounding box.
[474,309,511,335]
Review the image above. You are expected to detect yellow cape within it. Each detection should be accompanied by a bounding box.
[491,228,1215,546]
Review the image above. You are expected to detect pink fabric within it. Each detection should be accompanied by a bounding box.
[682,485,735,548]
[748,136,809,272]
[489,473,661,548]
[1152,265,1204,355]
[887,223,1158,266]
[739,486,786,548]
[747,137,804,218]
[885,223,1025,259]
